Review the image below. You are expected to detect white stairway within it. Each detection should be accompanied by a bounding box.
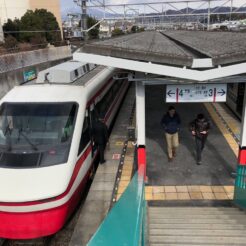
[148,206,246,246]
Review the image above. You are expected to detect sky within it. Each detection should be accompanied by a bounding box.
[60,0,246,18]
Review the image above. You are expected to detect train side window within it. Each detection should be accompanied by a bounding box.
[78,116,90,155]
[95,81,123,118]
[74,69,79,77]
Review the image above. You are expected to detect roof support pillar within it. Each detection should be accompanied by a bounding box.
[136,81,147,180]
[136,81,145,147]
[238,86,246,165]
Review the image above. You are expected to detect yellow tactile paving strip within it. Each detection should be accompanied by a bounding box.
[145,185,234,201]
[204,103,239,156]
[212,103,241,138]
[116,142,134,200]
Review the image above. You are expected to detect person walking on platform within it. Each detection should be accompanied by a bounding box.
[161,106,181,162]
[190,113,210,165]
[92,116,109,164]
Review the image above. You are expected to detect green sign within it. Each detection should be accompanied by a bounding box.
[23,69,36,82]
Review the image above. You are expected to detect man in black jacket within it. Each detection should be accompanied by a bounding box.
[92,117,109,164]
[190,113,210,165]
[161,106,181,162]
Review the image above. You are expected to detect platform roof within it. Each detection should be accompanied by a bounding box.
[74,30,246,82]
[80,31,246,67]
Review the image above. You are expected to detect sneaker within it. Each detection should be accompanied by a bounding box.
[100,160,106,164]
[197,161,202,165]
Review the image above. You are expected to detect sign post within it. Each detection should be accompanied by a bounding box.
[166,84,227,103]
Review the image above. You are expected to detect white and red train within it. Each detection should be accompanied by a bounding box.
[0,61,128,239]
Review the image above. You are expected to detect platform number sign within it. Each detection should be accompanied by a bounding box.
[166,84,227,103]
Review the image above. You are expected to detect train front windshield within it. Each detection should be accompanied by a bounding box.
[0,103,77,168]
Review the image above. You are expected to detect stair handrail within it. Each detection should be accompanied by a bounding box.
[87,164,146,245]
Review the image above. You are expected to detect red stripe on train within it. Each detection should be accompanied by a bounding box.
[86,78,113,107]
[0,165,92,239]
[0,145,92,207]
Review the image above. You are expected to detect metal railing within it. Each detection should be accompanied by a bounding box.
[87,165,147,246]
[234,165,246,208]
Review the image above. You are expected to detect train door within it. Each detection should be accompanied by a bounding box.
[237,83,245,117]
[89,104,98,158]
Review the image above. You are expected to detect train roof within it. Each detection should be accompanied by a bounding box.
[1,65,116,104]
[36,60,99,84]
[45,60,86,71]
[0,85,86,104]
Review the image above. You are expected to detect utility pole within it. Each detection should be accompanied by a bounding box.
[74,0,88,40]
[0,20,4,43]
[207,0,211,31]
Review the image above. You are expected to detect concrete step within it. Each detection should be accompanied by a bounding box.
[150,228,246,237]
[149,235,246,245]
[148,206,246,245]
[149,214,245,220]
[149,209,243,215]
[149,223,246,230]
[149,207,240,212]
[149,218,246,224]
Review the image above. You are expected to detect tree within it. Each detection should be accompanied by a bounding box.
[79,16,100,39]
[3,35,18,50]
[112,28,124,37]
[19,9,61,44]
[131,25,138,33]
[19,10,43,42]
[87,16,100,39]
[3,18,21,41]
[35,9,61,43]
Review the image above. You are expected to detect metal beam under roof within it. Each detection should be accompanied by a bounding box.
[73,52,246,82]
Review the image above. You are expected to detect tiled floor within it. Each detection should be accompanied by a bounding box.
[145,185,234,201]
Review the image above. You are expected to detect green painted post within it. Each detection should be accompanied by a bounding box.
[234,165,246,208]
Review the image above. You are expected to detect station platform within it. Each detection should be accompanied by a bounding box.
[145,85,238,201]
[69,85,135,246]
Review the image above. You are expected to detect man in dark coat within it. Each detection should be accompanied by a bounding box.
[190,113,210,165]
[161,106,181,162]
[92,117,109,164]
